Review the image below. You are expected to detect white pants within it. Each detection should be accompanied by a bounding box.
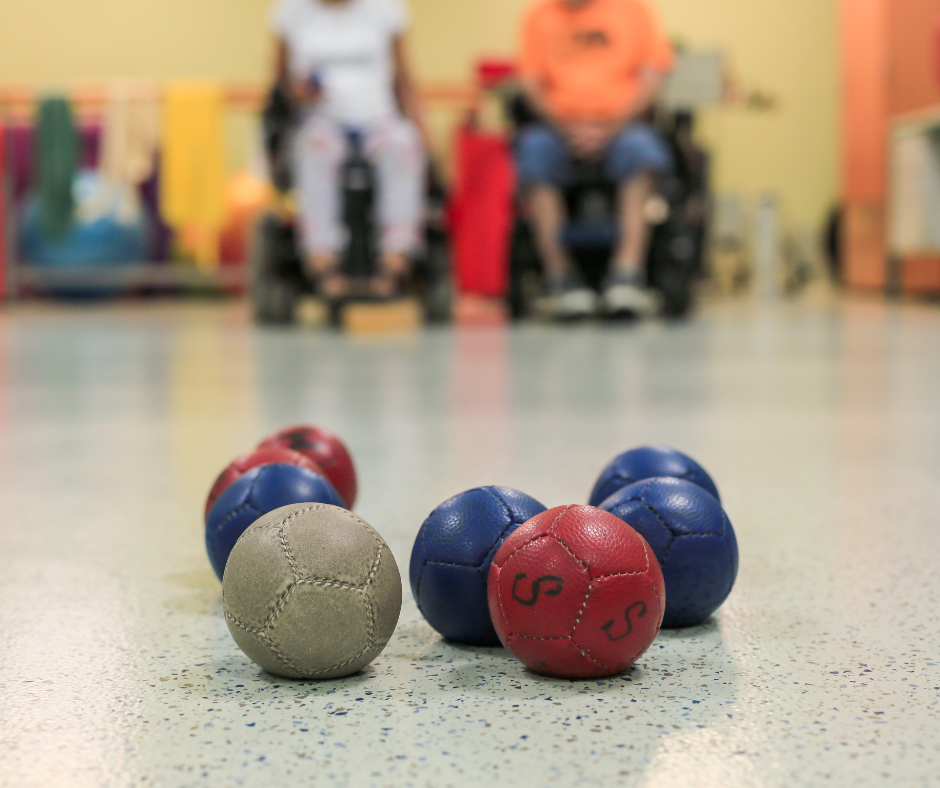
[293,114,426,257]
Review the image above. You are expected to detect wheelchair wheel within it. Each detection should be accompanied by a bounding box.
[647,219,699,318]
[253,277,298,325]
[508,219,542,320]
[250,213,302,326]
[418,235,453,324]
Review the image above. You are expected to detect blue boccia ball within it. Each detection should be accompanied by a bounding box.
[589,445,720,507]
[205,463,344,580]
[410,486,546,646]
[600,477,738,628]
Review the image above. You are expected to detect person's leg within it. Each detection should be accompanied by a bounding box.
[602,124,672,315]
[368,116,426,296]
[517,125,596,317]
[613,172,655,276]
[517,125,574,285]
[294,114,349,296]
[606,124,672,278]
[529,185,571,284]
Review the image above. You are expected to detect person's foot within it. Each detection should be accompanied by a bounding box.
[307,253,350,299]
[541,274,598,321]
[601,273,660,319]
[365,274,403,300]
[365,252,411,300]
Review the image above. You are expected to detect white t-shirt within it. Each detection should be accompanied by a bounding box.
[272,0,409,125]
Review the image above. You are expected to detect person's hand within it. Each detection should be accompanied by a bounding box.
[558,119,622,160]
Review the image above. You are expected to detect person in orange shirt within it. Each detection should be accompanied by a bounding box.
[517,0,674,318]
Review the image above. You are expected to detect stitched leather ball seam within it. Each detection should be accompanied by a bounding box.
[210,502,262,536]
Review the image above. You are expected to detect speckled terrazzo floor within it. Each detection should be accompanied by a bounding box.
[1,294,938,787]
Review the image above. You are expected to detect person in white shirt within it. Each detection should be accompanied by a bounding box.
[272,0,428,298]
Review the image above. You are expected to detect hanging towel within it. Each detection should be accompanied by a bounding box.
[160,82,225,270]
[94,86,160,223]
[35,97,79,240]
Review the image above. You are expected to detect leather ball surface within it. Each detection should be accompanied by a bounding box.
[409,486,546,646]
[487,505,665,679]
[205,464,344,580]
[223,503,402,680]
[600,478,738,628]
[257,425,357,509]
[589,445,720,507]
[205,447,323,516]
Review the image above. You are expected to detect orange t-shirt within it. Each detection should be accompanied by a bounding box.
[520,0,674,121]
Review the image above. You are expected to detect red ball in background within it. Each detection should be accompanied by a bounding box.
[205,448,322,516]
[487,505,665,679]
[257,425,357,509]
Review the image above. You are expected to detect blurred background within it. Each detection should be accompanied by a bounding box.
[0,0,937,311]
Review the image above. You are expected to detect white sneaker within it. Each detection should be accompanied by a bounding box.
[601,280,661,318]
[540,280,598,320]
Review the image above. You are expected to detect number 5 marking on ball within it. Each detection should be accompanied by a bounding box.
[601,601,648,641]
[511,574,564,606]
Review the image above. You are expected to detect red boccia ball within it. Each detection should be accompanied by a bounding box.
[205,448,323,516]
[257,425,357,509]
[487,505,665,679]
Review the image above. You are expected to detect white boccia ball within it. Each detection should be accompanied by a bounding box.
[222,503,402,679]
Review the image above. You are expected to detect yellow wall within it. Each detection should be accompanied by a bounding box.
[0,0,270,83]
[0,0,838,232]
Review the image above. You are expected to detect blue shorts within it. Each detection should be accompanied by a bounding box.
[516,123,672,186]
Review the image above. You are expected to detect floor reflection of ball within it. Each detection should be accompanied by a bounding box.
[222,503,401,680]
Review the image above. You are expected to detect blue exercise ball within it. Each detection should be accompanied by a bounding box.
[20,171,150,268]
[600,477,738,628]
[589,445,720,507]
[410,486,546,646]
[205,463,344,581]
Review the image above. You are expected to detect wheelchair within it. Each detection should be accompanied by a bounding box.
[250,84,453,326]
[507,103,709,320]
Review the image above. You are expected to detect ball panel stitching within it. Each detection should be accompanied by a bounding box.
[263,581,297,632]
[263,635,307,676]
[413,561,428,617]
[423,558,487,568]
[210,502,259,536]
[494,566,513,633]
[549,532,591,577]
[362,543,383,590]
[567,579,593,637]
[224,610,305,676]
[569,635,612,673]
[350,516,384,588]
[493,531,554,569]
[272,505,322,581]
[479,487,527,577]
[293,577,366,592]
[287,509,384,677]
[296,589,376,676]
[592,568,651,579]
[223,609,265,638]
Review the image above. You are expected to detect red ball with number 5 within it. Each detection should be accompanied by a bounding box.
[487,505,666,679]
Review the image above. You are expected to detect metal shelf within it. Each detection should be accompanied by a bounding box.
[10,262,245,295]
